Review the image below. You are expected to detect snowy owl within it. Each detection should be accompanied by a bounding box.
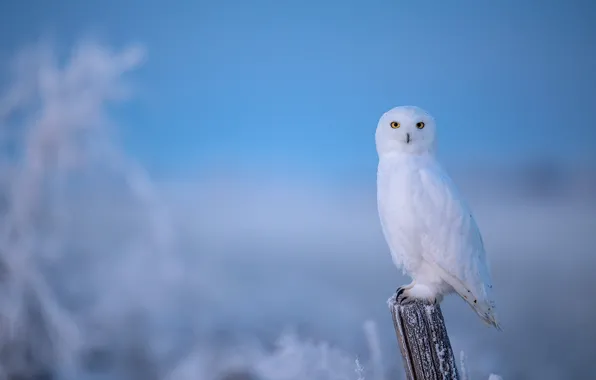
[375,105,501,330]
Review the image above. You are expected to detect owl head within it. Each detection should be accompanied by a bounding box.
[375,106,437,157]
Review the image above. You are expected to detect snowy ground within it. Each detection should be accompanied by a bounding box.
[0,41,595,380]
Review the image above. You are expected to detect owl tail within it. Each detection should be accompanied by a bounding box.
[467,299,503,331]
[429,261,503,331]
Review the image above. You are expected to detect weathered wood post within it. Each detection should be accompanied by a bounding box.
[388,293,459,380]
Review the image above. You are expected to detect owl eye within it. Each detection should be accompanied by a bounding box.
[416,121,425,129]
[390,121,400,129]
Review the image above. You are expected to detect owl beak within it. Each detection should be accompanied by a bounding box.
[406,133,411,144]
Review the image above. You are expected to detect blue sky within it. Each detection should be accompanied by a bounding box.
[1,0,595,179]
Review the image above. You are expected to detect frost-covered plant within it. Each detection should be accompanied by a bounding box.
[354,358,365,380]
[254,331,365,380]
[165,329,373,380]
[0,39,157,379]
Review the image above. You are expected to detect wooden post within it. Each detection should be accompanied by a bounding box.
[388,293,459,380]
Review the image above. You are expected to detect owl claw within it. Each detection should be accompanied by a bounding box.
[395,283,439,305]
[395,288,413,305]
[396,286,406,298]
[398,295,414,305]
[395,282,417,304]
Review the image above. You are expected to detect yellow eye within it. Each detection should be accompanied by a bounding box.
[416,121,425,129]
[390,121,400,129]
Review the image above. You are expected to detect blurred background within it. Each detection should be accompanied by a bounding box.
[0,0,595,379]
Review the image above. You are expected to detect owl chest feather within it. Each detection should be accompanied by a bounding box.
[377,156,431,269]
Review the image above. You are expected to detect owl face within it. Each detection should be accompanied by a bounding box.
[375,106,437,156]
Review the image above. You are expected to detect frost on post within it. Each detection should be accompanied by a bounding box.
[388,294,459,380]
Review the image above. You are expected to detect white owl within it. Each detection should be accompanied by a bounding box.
[375,105,501,330]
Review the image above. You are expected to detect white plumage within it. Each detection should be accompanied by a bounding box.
[375,105,501,330]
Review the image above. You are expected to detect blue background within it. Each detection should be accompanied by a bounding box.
[3,0,595,177]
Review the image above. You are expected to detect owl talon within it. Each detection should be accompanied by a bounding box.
[396,283,439,305]
[396,288,412,304]
[395,281,416,303]
[396,286,406,298]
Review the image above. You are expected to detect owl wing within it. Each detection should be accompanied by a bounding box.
[414,162,500,328]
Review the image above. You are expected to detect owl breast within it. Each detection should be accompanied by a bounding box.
[376,157,426,274]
